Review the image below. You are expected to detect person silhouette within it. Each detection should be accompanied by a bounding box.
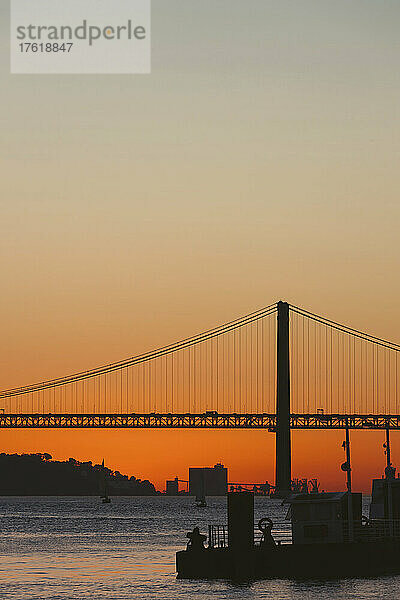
[186,526,207,551]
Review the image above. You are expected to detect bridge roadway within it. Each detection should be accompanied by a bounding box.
[1,413,400,430]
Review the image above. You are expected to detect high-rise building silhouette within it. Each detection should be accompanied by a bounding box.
[189,463,228,496]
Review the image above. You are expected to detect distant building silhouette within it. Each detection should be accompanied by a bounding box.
[189,463,227,496]
[166,476,179,495]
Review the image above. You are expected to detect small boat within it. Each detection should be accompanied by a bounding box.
[100,459,111,504]
[195,472,207,507]
[195,495,207,508]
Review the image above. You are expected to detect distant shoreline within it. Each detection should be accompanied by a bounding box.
[0,452,158,496]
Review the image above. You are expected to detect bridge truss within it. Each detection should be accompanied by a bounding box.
[1,412,400,430]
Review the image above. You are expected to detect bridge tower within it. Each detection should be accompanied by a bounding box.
[275,300,291,497]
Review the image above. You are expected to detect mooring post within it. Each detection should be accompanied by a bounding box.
[275,301,291,497]
[227,491,254,578]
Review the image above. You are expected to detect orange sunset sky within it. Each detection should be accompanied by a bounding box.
[1,1,400,492]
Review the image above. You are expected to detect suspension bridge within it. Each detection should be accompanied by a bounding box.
[1,301,400,495]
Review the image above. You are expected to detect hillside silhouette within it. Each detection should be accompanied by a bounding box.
[0,453,157,496]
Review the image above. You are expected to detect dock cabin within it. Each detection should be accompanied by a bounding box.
[370,476,400,520]
[288,491,362,544]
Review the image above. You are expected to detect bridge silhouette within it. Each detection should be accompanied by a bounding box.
[1,301,399,495]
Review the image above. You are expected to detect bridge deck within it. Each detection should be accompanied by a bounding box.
[0,413,400,429]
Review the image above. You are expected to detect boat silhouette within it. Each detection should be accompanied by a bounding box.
[100,459,111,504]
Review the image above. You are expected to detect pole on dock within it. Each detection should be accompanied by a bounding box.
[275,301,291,497]
[342,424,354,543]
[385,427,394,536]
[385,428,392,470]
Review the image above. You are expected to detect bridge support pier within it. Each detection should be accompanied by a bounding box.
[274,301,291,498]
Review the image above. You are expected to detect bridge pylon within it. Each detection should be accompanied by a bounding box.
[274,300,292,497]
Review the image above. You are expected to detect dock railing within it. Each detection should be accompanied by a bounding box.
[208,521,292,548]
[208,524,227,548]
[208,518,400,548]
[344,518,400,543]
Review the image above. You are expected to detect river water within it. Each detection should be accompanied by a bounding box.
[0,496,398,599]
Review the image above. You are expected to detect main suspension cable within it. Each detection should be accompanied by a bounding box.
[0,302,278,398]
[290,305,400,352]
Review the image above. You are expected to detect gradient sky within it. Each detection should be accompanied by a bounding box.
[1,1,400,491]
